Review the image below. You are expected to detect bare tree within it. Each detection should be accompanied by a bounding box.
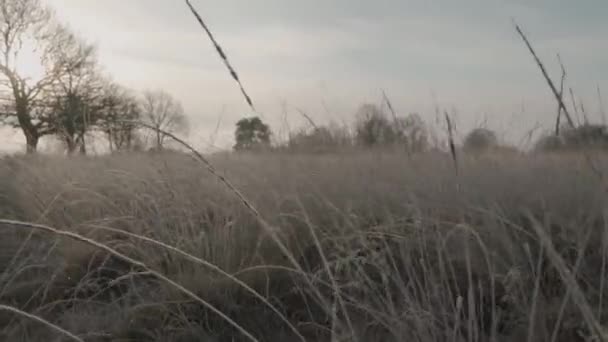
[287,123,352,153]
[354,104,428,151]
[0,0,88,152]
[140,89,188,150]
[98,83,142,152]
[355,103,395,146]
[395,113,429,153]
[46,38,101,154]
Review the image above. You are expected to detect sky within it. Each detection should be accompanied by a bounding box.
[3,0,608,152]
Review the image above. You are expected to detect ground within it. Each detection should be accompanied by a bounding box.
[0,150,606,341]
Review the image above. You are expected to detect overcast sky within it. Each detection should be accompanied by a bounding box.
[4,0,607,152]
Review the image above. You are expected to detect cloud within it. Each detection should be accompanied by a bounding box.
[32,0,607,148]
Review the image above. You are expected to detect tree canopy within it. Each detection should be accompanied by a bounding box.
[0,0,189,154]
[234,116,271,151]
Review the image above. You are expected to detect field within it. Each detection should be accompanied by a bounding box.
[0,150,607,341]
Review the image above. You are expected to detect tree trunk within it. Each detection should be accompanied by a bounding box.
[79,138,87,155]
[156,129,162,150]
[66,136,78,154]
[15,97,39,154]
[77,132,87,155]
[24,132,39,154]
[107,132,114,153]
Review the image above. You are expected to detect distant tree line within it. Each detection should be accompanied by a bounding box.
[0,0,188,154]
[233,103,431,153]
[534,124,608,152]
[6,2,604,156]
[234,103,608,155]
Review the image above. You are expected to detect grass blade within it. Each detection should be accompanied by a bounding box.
[513,20,575,129]
[0,304,84,342]
[184,0,255,111]
[527,214,607,342]
[0,219,260,342]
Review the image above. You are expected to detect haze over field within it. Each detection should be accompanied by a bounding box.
[0,0,603,152]
[2,0,608,149]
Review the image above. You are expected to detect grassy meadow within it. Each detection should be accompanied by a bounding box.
[0,149,607,341]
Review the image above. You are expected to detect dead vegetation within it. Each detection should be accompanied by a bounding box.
[0,151,607,341]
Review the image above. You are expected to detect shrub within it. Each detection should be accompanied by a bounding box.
[234,117,272,151]
[463,128,499,153]
[287,124,352,153]
[535,124,608,152]
[354,104,428,152]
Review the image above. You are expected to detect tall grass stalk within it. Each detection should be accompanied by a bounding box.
[526,244,544,342]
[598,210,608,320]
[0,304,84,342]
[528,215,607,342]
[549,225,592,342]
[555,54,566,135]
[598,85,606,125]
[513,20,575,128]
[184,0,255,111]
[298,200,358,342]
[444,111,458,174]
[83,222,306,341]
[0,219,260,342]
[129,120,333,313]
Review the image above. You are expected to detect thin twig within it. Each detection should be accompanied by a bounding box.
[0,219,260,342]
[184,0,255,111]
[569,87,581,126]
[206,107,224,149]
[598,85,606,126]
[513,21,575,128]
[555,54,566,135]
[581,101,589,125]
[519,121,542,150]
[382,89,399,125]
[444,111,458,174]
[0,305,84,341]
[296,108,319,131]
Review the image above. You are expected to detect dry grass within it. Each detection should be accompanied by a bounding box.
[0,150,607,341]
